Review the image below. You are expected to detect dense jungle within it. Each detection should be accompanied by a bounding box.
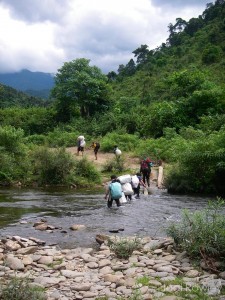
[0,0,225,196]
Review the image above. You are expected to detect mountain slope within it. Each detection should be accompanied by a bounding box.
[0,69,55,99]
[0,83,48,108]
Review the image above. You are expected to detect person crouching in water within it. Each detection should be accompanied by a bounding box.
[105,175,122,208]
[91,142,100,160]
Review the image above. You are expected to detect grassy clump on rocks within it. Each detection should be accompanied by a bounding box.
[0,277,45,300]
[108,237,142,259]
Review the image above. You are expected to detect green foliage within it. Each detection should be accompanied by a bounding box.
[0,125,25,154]
[0,277,45,300]
[0,126,31,183]
[165,127,225,195]
[102,156,126,173]
[202,45,223,64]
[0,83,47,108]
[0,107,56,135]
[166,199,225,263]
[52,58,111,122]
[46,128,77,147]
[31,147,75,185]
[24,134,47,145]
[101,132,137,152]
[73,157,101,186]
[108,237,142,259]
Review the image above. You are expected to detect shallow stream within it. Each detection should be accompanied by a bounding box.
[0,185,213,249]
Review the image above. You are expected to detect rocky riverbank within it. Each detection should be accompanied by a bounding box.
[0,234,225,300]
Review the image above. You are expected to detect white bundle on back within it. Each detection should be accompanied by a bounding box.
[78,135,84,141]
[131,175,139,188]
[118,174,131,184]
[122,182,134,195]
[80,139,86,147]
[115,148,121,156]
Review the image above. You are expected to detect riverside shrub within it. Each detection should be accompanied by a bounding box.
[31,147,75,185]
[166,199,225,266]
[73,157,101,186]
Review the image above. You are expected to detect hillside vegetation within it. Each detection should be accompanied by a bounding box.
[0,0,224,195]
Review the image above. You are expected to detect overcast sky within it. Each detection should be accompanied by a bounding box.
[0,0,212,74]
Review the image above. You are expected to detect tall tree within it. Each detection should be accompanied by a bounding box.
[132,44,149,64]
[51,58,110,122]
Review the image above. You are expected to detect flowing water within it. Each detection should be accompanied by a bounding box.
[0,185,214,249]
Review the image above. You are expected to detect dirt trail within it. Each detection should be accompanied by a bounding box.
[66,147,140,171]
[66,147,158,181]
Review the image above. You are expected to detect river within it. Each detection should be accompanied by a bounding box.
[0,185,213,249]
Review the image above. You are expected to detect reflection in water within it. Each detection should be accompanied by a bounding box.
[0,186,215,248]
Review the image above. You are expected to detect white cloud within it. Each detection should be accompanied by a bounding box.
[0,0,211,74]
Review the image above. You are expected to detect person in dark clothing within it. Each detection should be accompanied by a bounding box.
[91,142,100,160]
[140,158,153,187]
[132,173,146,199]
[105,175,122,208]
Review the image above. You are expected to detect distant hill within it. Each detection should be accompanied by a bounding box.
[0,69,55,99]
[0,83,50,108]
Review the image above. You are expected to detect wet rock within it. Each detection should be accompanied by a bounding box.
[70,224,86,231]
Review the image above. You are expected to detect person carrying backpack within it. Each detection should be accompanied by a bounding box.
[105,175,122,208]
[140,158,153,187]
[91,141,100,160]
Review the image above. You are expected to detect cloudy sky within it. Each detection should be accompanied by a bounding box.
[0,0,211,74]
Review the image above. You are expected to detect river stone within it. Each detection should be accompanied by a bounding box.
[49,290,62,299]
[70,224,86,231]
[86,262,98,269]
[35,223,48,231]
[98,259,111,268]
[149,279,162,287]
[103,274,123,283]
[81,253,97,263]
[160,276,176,282]
[81,291,98,298]
[143,293,153,300]
[38,255,53,265]
[124,267,137,276]
[61,270,85,278]
[150,272,168,278]
[22,256,33,265]
[34,276,63,287]
[98,249,111,256]
[71,283,92,291]
[17,246,38,255]
[157,265,174,272]
[143,240,163,251]
[5,255,24,270]
[99,265,112,274]
[219,272,225,279]
[116,285,132,296]
[154,249,163,254]
[5,240,21,251]
[129,256,139,263]
[186,269,200,277]
[164,254,176,262]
